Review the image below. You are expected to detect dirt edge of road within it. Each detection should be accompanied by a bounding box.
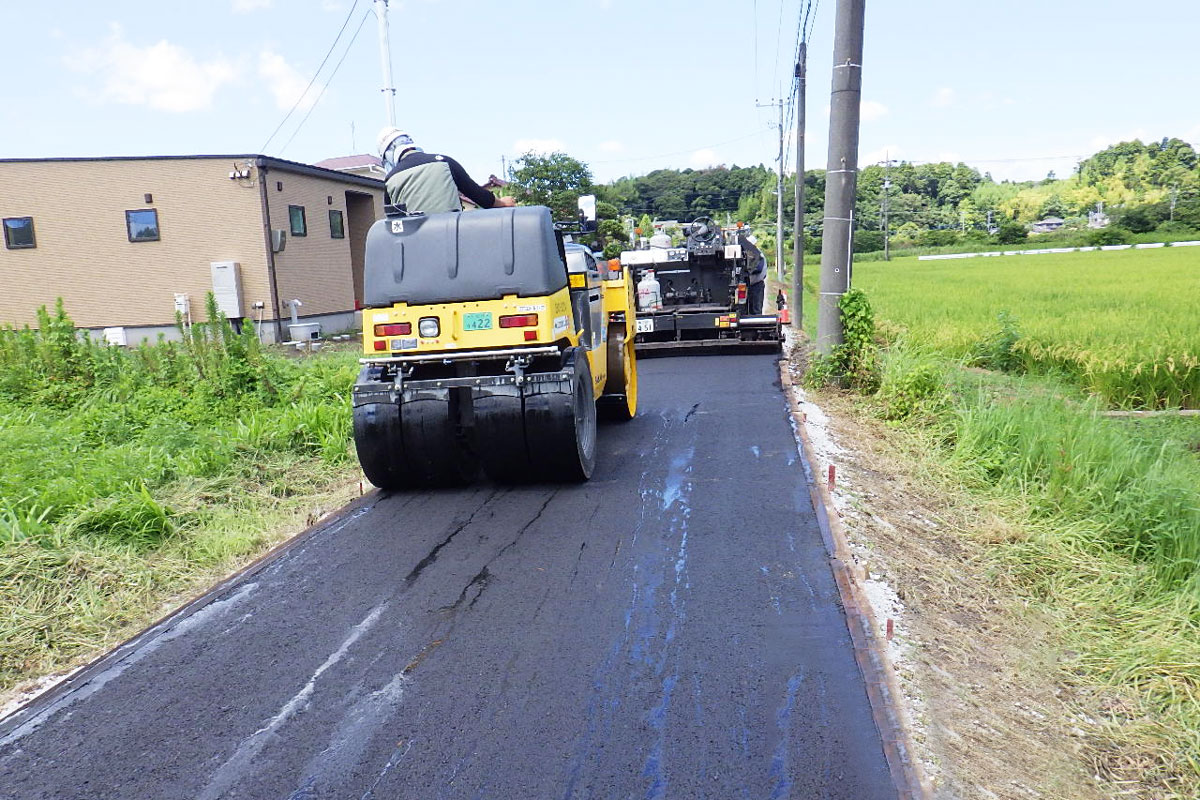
[779,359,931,799]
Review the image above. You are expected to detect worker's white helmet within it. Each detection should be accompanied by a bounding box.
[377,127,419,160]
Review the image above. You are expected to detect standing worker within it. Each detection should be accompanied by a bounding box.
[378,127,515,213]
[739,232,768,315]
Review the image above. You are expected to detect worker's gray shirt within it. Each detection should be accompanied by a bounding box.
[383,152,496,214]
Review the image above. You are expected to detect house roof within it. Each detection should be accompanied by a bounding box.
[0,154,384,189]
[313,154,383,171]
[482,174,509,189]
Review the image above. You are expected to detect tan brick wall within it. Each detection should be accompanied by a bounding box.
[0,158,272,329]
[0,158,383,331]
[263,169,384,320]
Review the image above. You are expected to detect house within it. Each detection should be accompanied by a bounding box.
[1030,216,1065,234]
[312,153,385,180]
[0,155,384,343]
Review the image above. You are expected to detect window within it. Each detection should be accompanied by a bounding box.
[329,209,345,239]
[125,209,160,242]
[3,217,35,249]
[289,205,307,236]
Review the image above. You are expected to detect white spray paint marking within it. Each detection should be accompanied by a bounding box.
[750,445,761,458]
[197,602,389,800]
[0,582,260,748]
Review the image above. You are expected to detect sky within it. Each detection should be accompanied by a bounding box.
[2,0,1198,186]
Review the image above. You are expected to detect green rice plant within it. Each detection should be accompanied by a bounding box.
[855,247,1200,408]
[946,377,1200,589]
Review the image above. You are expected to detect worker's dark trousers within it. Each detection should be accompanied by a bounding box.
[747,281,765,315]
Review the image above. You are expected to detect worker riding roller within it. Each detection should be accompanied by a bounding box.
[352,133,637,488]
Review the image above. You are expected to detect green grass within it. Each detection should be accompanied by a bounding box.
[853,246,1200,408]
[0,299,363,693]
[861,341,1200,795]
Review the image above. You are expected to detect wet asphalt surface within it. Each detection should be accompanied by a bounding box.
[0,354,895,800]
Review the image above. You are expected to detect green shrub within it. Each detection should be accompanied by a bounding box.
[877,348,947,421]
[918,229,960,247]
[994,220,1028,244]
[1087,226,1132,246]
[969,311,1024,373]
[805,288,881,392]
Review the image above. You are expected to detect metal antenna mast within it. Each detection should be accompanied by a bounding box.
[374,0,397,127]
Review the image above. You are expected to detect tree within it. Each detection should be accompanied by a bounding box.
[994,220,1027,244]
[509,152,593,218]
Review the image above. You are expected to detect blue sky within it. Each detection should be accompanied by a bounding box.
[3,0,1197,185]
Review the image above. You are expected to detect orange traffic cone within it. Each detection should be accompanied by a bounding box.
[780,307,791,324]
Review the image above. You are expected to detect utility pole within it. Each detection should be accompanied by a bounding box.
[758,98,786,281]
[374,0,397,127]
[791,42,807,329]
[816,0,866,355]
[881,154,891,261]
[1170,184,1178,221]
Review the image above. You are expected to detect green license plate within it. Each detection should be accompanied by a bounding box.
[463,312,493,331]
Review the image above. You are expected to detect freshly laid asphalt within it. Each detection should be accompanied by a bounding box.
[0,354,896,800]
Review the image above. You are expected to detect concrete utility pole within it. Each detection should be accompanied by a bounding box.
[816,0,866,355]
[881,154,891,261]
[758,99,786,281]
[791,42,807,329]
[374,0,397,127]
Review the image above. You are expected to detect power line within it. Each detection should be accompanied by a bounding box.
[260,0,360,153]
[278,8,373,156]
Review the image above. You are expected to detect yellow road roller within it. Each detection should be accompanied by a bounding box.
[352,204,637,488]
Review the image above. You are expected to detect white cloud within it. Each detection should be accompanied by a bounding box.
[690,148,718,167]
[321,0,344,9]
[930,87,954,108]
[65,24,237,113]
[598,140,623,153]
[233,0,272,12]
[513,138,567,155]
[258,50,314,111]
[936,151,961,163]
[860,100,888,122]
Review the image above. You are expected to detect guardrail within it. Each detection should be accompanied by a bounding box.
[916,240,1200,261]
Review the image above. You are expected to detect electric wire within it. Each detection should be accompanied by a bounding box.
[260,0,360,153]
[278,8,373,156]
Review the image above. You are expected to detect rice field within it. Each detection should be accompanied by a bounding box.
[853,247,1200,408]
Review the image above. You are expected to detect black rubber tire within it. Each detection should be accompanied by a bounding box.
[353,394,477,490]
[353,401,410,490]
[399,395,479,487]
[526,348,597,482]
[474,387,535,483]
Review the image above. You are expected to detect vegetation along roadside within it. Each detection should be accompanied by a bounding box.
[800,277,1200,798]
[0,297,362,705]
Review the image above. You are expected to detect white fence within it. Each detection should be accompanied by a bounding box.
[916,241,1200,261]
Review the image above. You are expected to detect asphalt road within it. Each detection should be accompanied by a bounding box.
[0,354,896,800]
